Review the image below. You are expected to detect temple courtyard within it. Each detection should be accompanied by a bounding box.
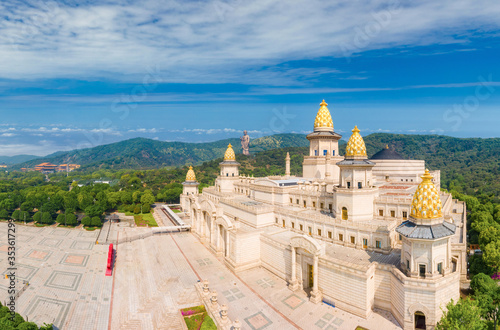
[0,213,403,330]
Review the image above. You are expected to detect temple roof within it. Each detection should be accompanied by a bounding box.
[345,126,367,158]
[314,100,334,131]
[396,220,456,239]
[411,169,442,220]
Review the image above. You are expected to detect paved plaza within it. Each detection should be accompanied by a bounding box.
[0,222,111,329]
[1,219,403,330]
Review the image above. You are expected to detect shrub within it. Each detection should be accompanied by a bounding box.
[20,211,30,222]
[142,204,150,213]
[81,216,91,226]
[0,209,9,219]
[91,216,102,227]
[65,213,77,226]
[56,213,66,224]
[33,211,42,223]
[11,209,21,220]
[133,205,141,214]
[41,212,53,224]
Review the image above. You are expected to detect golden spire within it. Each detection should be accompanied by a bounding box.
[224,143,236,161]
[385,144,389,149]
[345,125,367,158]
[314,99,333,130]
[410,169,443,220]
[185,166,196,181]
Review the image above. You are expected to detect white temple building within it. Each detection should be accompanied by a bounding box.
[180,100,467,330]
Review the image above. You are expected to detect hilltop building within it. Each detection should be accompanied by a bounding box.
[33,162,80,173]
[180,100,467,330]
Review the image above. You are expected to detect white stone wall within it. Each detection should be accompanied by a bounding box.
[335,189,376,222]
[260,237,291,279]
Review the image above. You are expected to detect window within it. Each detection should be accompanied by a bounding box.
[399,234,402,240]
[332,150,335,156]
[317,229,322,236]
[300,224,303,231]
[350,236,355,244]
[315,150,318,156]
[232,173,234,176]
[363,238,368,248]
[358,182,362,189]
[290,198,293,204]
[328,231,332,239]
[308,227,312,236]
[379,209,384,217]
[312,201,316,208]
[275,217,279,224]
[303,201,307,208]
[438,262,443,274]
[385,176,389,180]
[419,264,426,277]
[376,240,381,249]
[403,211,408,219]
[329,204,333,213]
[342,207,348,220]
[339,233,343,241]
[391,210,395,217]
[296,199,299,205]
[321,203,324,209]
[291,222,295,229]
[282,220,285,228]
[323,150,327,156]
[347,181,351,189]
[406,259,410,269]
[226,173,228,176]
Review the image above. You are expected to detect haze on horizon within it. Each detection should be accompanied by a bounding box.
[1,0,500,157]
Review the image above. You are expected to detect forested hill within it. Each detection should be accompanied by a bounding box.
[14,133,309,169]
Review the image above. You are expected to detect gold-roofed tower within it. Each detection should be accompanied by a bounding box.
[224,143,236,161]
[314,100,334,132]
[303,100,343,182]
[345,125,367,159]
[409,169,443,224]
[185,166,197,182]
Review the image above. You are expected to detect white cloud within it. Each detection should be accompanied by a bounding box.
[0,0,499,85]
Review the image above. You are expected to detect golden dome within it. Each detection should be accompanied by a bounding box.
[410,169,443,220]
[185,166,196,181]
[314,100,333,130]
[224,143,236,161]
[345,126,367,158]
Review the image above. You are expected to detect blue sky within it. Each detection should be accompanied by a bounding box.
[1,0,500,156]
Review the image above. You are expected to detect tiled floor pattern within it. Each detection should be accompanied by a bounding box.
[0,222,111,330]
[256,277,275,289]
[315,312,344,329]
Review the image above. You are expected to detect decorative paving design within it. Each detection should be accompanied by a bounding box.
[45,270,83,291]
[70,241,94,250]
[78,231,98,238]
[38,238,62,248]
[282,294,305,310]
[315,313,344,329]
[24,249,52,261]
[196,258,213,266]
[2,264,38,281]
[25,296,71,329]
[221,287,245,302]
[60,253,89,267]
[256,277,275,289]
[244,311,273,330]
[17,235,35,242]
[49,229,70,237]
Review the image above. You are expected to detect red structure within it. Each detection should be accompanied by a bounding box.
[106,244,114,276]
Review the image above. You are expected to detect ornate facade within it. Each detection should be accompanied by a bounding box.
[180,101,467,330]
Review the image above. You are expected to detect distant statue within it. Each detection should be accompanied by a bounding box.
[240,130,250,156]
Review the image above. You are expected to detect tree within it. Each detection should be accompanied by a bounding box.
[65,213,77,226]
[33,211,42,223]
[120,191,133,205]
[41,212,53,224]
[20,211,30,222]
[133,205,141,214]
[436,298,487,330]
[471,273,500,329]
[140,191,155,206]
[91,216,102,227]
[484,240,500,273]
[11,209,20,221]
[81,216,91,226]
[84,204,104,218]
[0,209,9,219]
[17,322,39,330]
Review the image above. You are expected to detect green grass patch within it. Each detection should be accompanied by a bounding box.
[84,226,98,231]
[35,223,48,227]
[133,212,158,227]
[181,306,216,330]
[172,209,181,213]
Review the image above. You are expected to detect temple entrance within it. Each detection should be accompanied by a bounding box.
[415,311,426,330]
[308,264,314,288]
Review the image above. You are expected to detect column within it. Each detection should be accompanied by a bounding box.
[225,229,230,257]
[310,253,322,303]
[289,247,299,291]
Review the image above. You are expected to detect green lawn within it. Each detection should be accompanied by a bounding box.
[181,306,216,330]
[131,212,158,227]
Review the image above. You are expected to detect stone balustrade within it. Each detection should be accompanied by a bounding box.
[194,280,240,330]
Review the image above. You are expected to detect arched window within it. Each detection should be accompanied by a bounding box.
[415,311,426,330]
[342,207,348,220]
